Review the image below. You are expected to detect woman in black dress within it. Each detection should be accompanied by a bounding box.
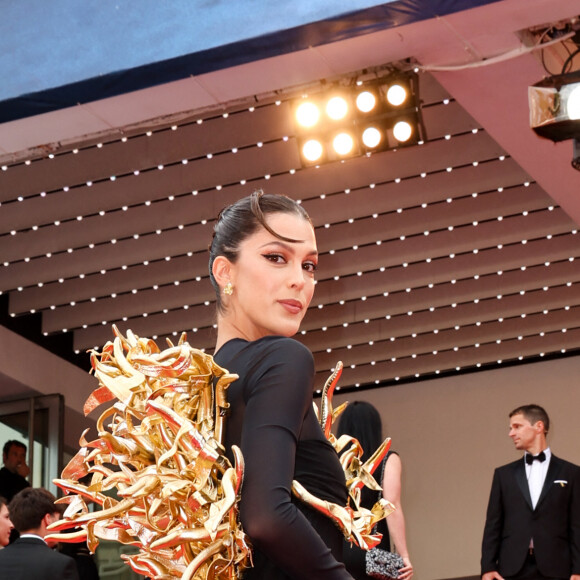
[208,190,354,579]
[337,401,414,580]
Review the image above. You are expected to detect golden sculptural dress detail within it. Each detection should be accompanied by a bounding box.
[48,326,393,580]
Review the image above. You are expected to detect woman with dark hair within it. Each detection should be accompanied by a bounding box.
[337,401,414,580]
[209,190,354,579]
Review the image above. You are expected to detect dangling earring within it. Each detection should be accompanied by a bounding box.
[223,281,234,296]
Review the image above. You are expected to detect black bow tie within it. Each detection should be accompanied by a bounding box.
[525,451,546,465]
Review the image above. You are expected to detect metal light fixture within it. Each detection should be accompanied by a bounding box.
[294,71,425,167]
[529,70,580,170]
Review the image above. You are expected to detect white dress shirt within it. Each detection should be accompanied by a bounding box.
[525,446,551,509]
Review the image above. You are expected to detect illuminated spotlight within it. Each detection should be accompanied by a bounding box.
[393,120,413,142]
[302,139,324,162]
[568,84,580,119]
[356,90,377,113]
[332,132,355,156]
[386,82,409,106]
[296,101,320,128]
[293,69,425,167]
[326,95,349,120]
[362,126,383,148]
[529,70,580,170]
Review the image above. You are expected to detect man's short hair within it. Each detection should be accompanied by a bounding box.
[2,440,27,458]
[8,488,58,532]
[509,404,550,434]
[0,496,7,510]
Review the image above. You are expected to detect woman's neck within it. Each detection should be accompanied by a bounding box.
[214,317,251,352]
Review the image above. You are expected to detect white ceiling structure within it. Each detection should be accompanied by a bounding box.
[1,0,579,418]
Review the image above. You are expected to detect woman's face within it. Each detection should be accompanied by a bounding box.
[226,211,318,341]
[0,504,12,547]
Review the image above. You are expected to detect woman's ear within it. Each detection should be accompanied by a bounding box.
[212,255,232,290]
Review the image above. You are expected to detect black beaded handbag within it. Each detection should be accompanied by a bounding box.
[366,546,404,580]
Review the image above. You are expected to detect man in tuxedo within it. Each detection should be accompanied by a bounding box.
[0,487,79,579]
[481,404,580,580]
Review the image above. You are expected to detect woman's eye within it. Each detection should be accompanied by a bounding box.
[263,253,285,264]
[303,261,318,273]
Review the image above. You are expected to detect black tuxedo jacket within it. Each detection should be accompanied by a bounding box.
[481,454,580,578]
[0,536,79,580]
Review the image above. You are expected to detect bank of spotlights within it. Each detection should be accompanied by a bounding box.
[294,72,424,166]
[529,70,580,170]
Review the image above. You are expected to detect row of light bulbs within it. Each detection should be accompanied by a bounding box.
[2,131,488,239]
[82,292,576,343]
[4,188,565,303]
[28,243,576,325]
[2,81,578,388]
[0,96,460,223]
[2,145,516,271]
[332,343,576,390]
[5,209,574,326]
[63,259,578,351]
[293,73,423,164]
[1,75,428,178]
[79,300,577,390]
[0,103,274,174]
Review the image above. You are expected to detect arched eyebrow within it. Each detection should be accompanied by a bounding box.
[259,239,318,258]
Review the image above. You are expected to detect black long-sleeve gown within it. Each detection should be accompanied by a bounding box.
[215,335,353,580]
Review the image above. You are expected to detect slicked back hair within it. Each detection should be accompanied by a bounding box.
[208,189,312,312]
[509,404,550,434]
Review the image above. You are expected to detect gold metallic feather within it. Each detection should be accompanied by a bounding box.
[50,331,394,579]
[48,327,248,580]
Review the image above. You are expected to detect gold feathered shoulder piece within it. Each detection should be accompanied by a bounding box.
[48,328,393,579]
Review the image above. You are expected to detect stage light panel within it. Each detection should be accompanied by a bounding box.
[294,70,424,166]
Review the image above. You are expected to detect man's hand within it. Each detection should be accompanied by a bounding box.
[482,572,504,580]
[15,462,30,478]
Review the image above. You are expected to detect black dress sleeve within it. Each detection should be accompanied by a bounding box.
[238,338,353,580]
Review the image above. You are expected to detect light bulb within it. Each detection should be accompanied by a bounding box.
[302,139,323,162]
[296,102,320,127]
[333,133,354,155]
[362,127,382,148]
[566,84,580,120]
[356,91,376,113]
[393,121,413,142]
[387,83,408,106]
[326,96,348,120]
